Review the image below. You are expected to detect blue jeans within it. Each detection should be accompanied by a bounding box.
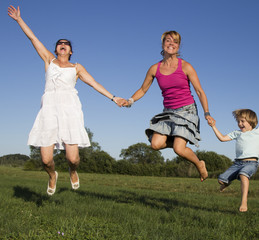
[218,160,259,184]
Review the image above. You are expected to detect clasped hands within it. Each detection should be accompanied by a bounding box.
[206,115,216,127]
[113,97,132,107]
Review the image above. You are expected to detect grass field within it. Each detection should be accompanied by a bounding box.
[0,166,259,240]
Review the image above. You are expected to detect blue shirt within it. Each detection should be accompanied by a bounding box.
[228,128,259,159]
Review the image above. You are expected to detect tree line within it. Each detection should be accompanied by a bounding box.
[1,129,259,179]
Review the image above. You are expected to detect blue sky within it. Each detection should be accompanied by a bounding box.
[1,0,258,161]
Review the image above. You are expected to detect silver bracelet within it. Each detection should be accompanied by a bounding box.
[127,98,134,108]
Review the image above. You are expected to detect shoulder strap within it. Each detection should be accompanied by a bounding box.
[155,61,162,76]
[178,58,182,70]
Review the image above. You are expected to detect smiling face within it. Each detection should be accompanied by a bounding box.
[55,39,73,60]
[233,109,258,130]
[162,35,179,55]
[161,31,181,57]
[237,117,253,132]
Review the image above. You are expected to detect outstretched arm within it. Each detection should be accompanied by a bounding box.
[77,64,126,107]
[8,5,53,64]
[210,121,232,142]
[123,64,156,107]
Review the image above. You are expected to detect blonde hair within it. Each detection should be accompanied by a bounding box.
[232,109,258,129]
[161,31,181,57]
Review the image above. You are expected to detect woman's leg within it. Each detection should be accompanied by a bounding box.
[239,174,249,212]
[173,137,208,181]
[41,145,56,189]
[151,132,170,150]
[65,144,80,184]
[151,133,207,181]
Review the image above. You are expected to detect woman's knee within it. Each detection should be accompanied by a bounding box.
[67,156,80,165]
[66,154,80,165]
[65,144,80,164]
[41,157,54,167]
[151,134,167,150]
[151,140,163,150]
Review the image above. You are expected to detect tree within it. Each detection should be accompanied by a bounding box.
[78,128,115,173]
[29,146,41,160]
[172,150,232,171]
[195,150,232,172]
[120,142,164,164]
[0,154,29,167]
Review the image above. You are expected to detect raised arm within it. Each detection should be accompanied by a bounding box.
[183,60,215,124]
[76,64,125,106]
[123,64,156,107]
[8,6,54,64]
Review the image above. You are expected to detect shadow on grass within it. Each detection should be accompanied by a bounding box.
[75,189,236,214]
[57,187,70,194]
[13,186,62,207]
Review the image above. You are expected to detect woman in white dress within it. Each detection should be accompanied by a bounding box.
[8,5,124,195]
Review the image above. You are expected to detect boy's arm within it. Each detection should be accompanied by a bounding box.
[211,124,232,142]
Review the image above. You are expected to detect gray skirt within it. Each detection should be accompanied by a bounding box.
[145,103,201,147]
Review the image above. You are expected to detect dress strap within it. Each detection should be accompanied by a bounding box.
[51,58,56,63]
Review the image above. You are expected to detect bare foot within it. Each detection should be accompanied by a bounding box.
[198,160,208,182]
[239,205,248,212]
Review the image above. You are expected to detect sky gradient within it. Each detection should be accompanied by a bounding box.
[1,0,259,161]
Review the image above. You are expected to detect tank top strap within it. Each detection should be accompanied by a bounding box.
[155,61,162,76]
[178,58,182,70]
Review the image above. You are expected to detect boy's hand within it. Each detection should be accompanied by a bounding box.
[206,115,216,127]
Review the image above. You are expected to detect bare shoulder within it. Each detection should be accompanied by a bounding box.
[181,59,196,74]
[181,59,192,69]
[76,63,86,71]
[148,62,159,76]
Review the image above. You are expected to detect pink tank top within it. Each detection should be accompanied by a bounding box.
[155,58,195,109]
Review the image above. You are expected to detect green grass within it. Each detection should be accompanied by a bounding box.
[1,166,259,240]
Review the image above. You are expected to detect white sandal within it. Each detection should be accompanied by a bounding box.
[47,171,58,196]
[69,169,80,190]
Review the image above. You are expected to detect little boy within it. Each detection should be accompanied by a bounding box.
[210,109,259,212]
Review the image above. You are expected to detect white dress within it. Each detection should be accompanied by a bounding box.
[28,59,91,149]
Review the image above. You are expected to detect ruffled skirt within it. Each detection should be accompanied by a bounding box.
[145,103,201,147]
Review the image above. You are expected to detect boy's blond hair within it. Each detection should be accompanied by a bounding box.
[233,109,258,129]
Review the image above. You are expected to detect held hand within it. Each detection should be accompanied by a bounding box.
[206,115,216,127]
[113,97,127,107]
[122,100,130,107]
[122,98,134,108]
[8,5,20,21]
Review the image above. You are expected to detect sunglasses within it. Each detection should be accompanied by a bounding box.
[57,41,71,46]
